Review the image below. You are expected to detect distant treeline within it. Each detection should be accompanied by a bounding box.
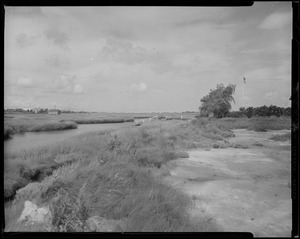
[181,111,198,113]
[226,105,291,118]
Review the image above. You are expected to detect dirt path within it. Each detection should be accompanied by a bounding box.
[164,129,291,237]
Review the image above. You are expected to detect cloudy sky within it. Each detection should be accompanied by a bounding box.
[4,3,292,112]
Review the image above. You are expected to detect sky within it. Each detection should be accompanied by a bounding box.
[4,3,292,112]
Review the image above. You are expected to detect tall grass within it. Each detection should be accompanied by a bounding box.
[4,120,226,232]
[6,158,217,232]
[28,121,78,132]
[4,122,78,138]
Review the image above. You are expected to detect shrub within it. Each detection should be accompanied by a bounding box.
[135,147,165,168]
[4,126,14,139]
[175,151,189,158]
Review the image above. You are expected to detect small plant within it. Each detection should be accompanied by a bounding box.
[253,142,264,147]
[175,151,189,158]
[232,144,248,149]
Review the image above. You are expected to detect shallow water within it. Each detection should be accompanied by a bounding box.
[4,123,132,156]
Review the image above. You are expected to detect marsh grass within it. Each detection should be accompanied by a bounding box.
[4,119,228,232]
[28,121,78,132]
[4,122,78,139]
[269,132,291,141]
[7,116,265,232]
[210,116,291,132]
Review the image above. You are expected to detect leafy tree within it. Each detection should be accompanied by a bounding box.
[199,83,236,118]
[268,105,283,117]
[245,107,254,118]
[254,105,269,116]
[283,107,291,116]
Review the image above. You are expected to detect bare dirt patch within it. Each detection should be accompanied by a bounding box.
[164,129,291,237]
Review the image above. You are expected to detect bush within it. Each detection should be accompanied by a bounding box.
[4,126,14,139]
[175,151,189,158]
[135,147,166,168]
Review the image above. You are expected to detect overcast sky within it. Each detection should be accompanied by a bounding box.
[4,4,292,112]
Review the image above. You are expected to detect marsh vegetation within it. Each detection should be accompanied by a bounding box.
[4,114,291,232]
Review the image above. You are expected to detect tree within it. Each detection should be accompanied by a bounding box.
[254,105,269,116]
[268,105,282,117]
[245,107,254,118]
[283,107,291,116]
[199,83,236,118]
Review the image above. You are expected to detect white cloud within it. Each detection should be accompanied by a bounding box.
[16,33,36,48]
[98,38,149,65]
[265,91,278,99]
[74,84,84,94]
[129,82,147,92]
[259,12,291,30]
[243,64,290,82]
[4,6,292,112]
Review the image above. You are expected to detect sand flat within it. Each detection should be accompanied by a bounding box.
[164,129,291,237]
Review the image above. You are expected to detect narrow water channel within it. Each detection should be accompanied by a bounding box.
[4,122,133,156]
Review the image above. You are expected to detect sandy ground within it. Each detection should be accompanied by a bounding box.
[164,129,291,237]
